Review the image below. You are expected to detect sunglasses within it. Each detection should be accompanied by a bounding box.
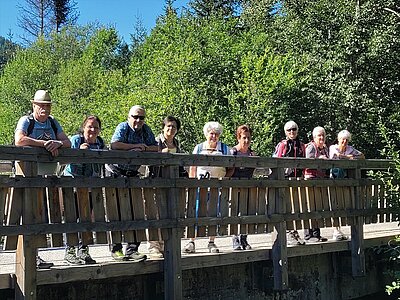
[286,128,297,132]
[131,115,145,120]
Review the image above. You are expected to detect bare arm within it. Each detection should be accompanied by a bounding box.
[189,166,197,178]
[111,142,159,152]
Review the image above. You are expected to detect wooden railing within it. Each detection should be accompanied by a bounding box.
[0,146,395,300]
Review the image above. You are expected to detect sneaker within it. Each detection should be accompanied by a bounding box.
[183,241,195,253]
[77,246,96,264]
[149,248,164,259]
[208,242,219,253]
[304,228,328,243]
[240,234,252,250]
[64,246,82,265]
[232,235,242,250]
[111,249,129,261]
[36,256,54,269]
[333,229,348,241]
[125,251,147,262]
[287,230,306,245]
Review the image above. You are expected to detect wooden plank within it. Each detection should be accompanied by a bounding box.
[256,187,267,234]
[32,187,47,247]
[178,188,187,219]
[76,187,93,245]
[219,187,229,236]
[62,187,79,247]
[238,187,249,234]
[229,187,239,235]
[197,187,208,237]
[290,186,302,230]
[90,188,107,244]
[47,186,63,247]
[4,188,22,250]
[299,186,310,229]
[329,186,340,228]
[313,186,324,228]
[378,184,385,223]
[0,187,7,240]
[343,187,353,226]
[335,186,346,227]
[306,187,317,230]
[207,187,219,236]
[185,188,197,238]
[118,188,134,243]
[104,187,122,244]
[247,187,257,234]
[286,186,295,230]
[144,187,159,241]
[364,186,371,224]
[266,187,276,233]
[156,188,169,240]
[321,186,332,227]
[130,187,146,241]
[370,185,378,223]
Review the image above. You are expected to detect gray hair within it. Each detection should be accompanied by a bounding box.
[312,126,326,138]
[203,121,223,137]
[128,105,145,118]
[337,130,351,141]
[284,120,298,132]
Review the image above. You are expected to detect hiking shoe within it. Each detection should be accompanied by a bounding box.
[111,249,129,261]
[125,251,147,262]
[287,230,306,245]
[208,242,220,253]
[183,241,195,253]
[333,229,348,241]
[78,246,96,264]
[304,228,328,243]
[36,256,54,269]
[240,234,252,250]
[232,235,242,250]
[149,248,164,259]
[64,246,82,265]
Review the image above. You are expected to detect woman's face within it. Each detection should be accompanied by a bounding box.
[84,119,100,142]
[285,126,298,140]
[238,131,251,150]
[163,121,178,139]
[314,131,325,148]
[206,130,220,147]
[338,137,349,150]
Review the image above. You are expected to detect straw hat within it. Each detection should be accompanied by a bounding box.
[32,90,52,104]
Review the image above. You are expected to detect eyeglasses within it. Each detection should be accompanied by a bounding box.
[131,115,145,120]
[286,128,297,132]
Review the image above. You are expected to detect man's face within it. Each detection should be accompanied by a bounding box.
[128,108,146,130]
[33,102,51,120]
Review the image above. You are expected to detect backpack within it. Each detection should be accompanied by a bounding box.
[26,114,58,137]
[273,139,305,158]
[196,141,229,155]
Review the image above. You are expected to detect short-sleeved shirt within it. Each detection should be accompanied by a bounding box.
[111,122,157,172]
[193,141,229,178]
[16,115,63,140]
[15,115,64,176]
[329,144,363,159]
[230,147,255,179]
[64,134,105,177]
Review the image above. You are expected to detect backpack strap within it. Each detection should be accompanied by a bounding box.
[231,147,238,156]
[196,142,204,154]
[26,114,58,137]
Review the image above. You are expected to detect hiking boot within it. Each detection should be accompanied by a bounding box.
[232,235,242,250]
[240,234,252,250]
[64,246,82,265]
[111,249,129,261]
[287,230,306,245]
[208,242,219,253]
[183,241,195,253]
[77,246,96,264]
[333,229,348,241]
[149,248,164,259]
[125,250,147,262]
[305,228,328,243]
[36,255,54,269]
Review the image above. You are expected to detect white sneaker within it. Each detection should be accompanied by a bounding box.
[333,229,348,241]
[183,241,195,253]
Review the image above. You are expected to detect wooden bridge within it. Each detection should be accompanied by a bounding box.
[0,146,397,299]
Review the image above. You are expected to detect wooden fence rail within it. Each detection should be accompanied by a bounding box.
[0,146,395,300]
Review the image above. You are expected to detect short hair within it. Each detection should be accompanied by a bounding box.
[284,120,298,132]
[312,126,326,138]
[236,125,252,140]
[203,121,223,137]
[337,130,351,141]
[79,115,101,134]
[128,105,145,118]
[162,116,181,131]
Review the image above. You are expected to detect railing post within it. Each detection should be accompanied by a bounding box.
[349,167,366,276]
[163,165,182,300]
[271,166,288,290]
[15,161,39,300]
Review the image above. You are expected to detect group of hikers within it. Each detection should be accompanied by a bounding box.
[13,90,364,269]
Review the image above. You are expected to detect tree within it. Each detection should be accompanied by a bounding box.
[188,0,242,18]
[52,0,79,33]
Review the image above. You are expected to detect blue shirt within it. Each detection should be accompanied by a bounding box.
[111,122,157,171]
[16,115,63,140]
[64,134,105,177]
